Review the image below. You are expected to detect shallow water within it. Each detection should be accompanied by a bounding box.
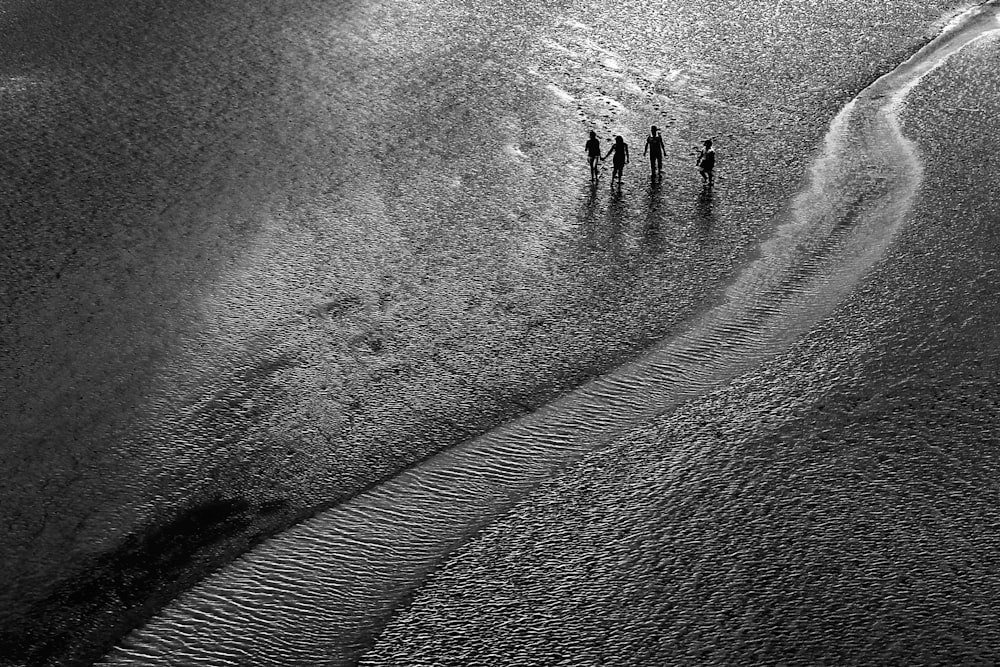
[97,3,1000,666]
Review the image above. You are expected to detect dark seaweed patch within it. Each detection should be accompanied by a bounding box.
[0,496,291,667]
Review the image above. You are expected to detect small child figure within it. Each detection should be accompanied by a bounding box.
[697,139,715,186]
[604,135,630,186]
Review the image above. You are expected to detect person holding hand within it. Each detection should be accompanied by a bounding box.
[604,135,630,186]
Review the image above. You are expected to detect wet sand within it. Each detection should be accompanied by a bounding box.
[362,33,1000,666]
[0,0,980,664]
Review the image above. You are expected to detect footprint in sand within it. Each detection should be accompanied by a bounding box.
[530,17,719,140]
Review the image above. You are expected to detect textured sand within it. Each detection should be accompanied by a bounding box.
[362,34,1000,666]
[0,0,976,664]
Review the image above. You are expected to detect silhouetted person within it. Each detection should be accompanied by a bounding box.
[604,135,629,186]
[644,125,665,177]
[585,131,602,180]
[697,139,715,186]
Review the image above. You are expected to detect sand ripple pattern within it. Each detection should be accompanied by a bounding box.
[100,4,1000,666]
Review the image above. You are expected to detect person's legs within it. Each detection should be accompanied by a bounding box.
[654,154,662,173]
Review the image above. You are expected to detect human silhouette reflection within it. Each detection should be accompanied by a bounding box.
[695,185,715,231]
[644,174,662,230]
[577,177,601,233]
[586,177,600,209]
[575,176,626,253]
[606,183,626,227]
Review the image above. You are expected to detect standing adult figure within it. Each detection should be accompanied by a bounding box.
[603,135,630,186]
[697,138,716,186]
[643,125,665,177]
[585,131,602,180]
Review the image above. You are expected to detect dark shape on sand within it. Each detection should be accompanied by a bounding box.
[645,173,663,232]
[604,135,630,186]
[697,138,716,186]
[696,186,715,228]
[644,125,665,177]
[585,130,602,180]
[0,496,290,667]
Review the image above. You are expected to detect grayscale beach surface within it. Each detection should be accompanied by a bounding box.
[363,33,1000,666]
[1,0,994,664]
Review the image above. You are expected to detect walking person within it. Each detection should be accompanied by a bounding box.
[604,135,629,186]
[585,131,602,180]
[697,138,716,186]
[643,125,665,177]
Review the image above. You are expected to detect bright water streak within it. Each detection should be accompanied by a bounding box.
[100,4,1000,665]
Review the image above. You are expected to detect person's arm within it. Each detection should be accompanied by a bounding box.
[643,138,649,156]
[604,147,613,160]
[625,145,630,163]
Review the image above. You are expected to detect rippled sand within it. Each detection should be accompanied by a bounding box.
[0,0,981,664]
[363,35,1000,666]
